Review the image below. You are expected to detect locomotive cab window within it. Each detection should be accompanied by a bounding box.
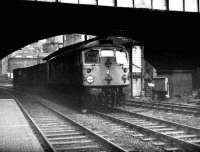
[84,49,99,63]
[116,50,128,65]
[100,50,114,57]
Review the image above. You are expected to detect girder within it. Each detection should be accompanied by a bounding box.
[0,1,200,69]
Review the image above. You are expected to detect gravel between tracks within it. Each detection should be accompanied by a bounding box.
[18,91,165,152]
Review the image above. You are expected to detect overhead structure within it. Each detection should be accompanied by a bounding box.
[0,0,200,69]
[26,0,200,13]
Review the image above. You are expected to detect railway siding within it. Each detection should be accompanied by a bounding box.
[102,108,200,151]
[38,97,165,152]
[11,90,166,152]
[124,104,200,129]
[4,87,200,152]
[127,100,200,116]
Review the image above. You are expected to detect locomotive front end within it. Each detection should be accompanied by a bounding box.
[82,46,129,87]
[82,44,130,107]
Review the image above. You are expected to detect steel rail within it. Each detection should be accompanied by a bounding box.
[94,108,200,152]
[5,89,127,152]
[127,100,200,115]
[39,102,128,152]
[127,99,200,110]
[114,108,200,134]
[12,94,57,152]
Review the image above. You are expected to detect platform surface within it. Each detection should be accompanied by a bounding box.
[0,99,44,152]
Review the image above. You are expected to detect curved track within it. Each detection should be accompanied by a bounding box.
[126,100,200,116]
[94,107,200,152]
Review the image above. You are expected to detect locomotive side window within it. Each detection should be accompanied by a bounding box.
[116,50,128,64]
[84,49,99,63]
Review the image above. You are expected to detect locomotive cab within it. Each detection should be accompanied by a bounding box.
[82,46,129,87]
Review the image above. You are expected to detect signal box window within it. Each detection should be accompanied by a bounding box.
[84,50,99,63]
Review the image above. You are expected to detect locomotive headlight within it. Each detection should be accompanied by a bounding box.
[106,70,110,74]
[87,68,91,73]
[86,76,94,84]
[123,68,127,73]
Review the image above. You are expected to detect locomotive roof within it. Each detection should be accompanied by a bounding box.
[44,36,131,61]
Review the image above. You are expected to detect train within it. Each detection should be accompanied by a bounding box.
[13,36,130,110]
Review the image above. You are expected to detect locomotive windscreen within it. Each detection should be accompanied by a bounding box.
[100,50,114,57]
[116,50,128,64]
[84,49,99,63]
[100,49,128,64]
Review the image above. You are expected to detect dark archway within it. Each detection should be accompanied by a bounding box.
[0,1,200,69]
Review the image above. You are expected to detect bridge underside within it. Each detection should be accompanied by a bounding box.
[1,1,200,69]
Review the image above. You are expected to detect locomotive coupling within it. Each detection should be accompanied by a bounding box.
[105,74,112,84]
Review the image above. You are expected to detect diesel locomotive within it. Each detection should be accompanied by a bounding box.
[13,36,130,109]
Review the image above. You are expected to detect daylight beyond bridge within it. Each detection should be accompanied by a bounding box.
[0,0,200,68]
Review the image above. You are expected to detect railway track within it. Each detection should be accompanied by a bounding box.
[14,99,128,152]
[126,100,200,116]
[94,108,200,152]
[6,90,164,152]
[3,87,200,152]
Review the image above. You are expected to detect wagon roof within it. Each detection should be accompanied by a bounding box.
[43,36,133,61]
[43,36,103,61]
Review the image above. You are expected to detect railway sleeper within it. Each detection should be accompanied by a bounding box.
[134,122,155,125]
[35,120,61,123]
[131,134,144,137]
[52,139,94,146]
[125,130,136,134]
[187,139,200,144]
[54,144,102,152]
[40,126,74,130]
[140,137,156,141]
[38,123,69,126]
[152,128,175,132]
[42,129,77,133]
[42,129,76,133]
[162,147,181,152]
[137,123,159,126]
[47,135,87,139]
[173,134,198,139]
[145,125,167,129]
[162,131,185,135]
[151,141,166,146]
[45,132,82,136]
[129,121,149,124]
[45,132,84,137]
